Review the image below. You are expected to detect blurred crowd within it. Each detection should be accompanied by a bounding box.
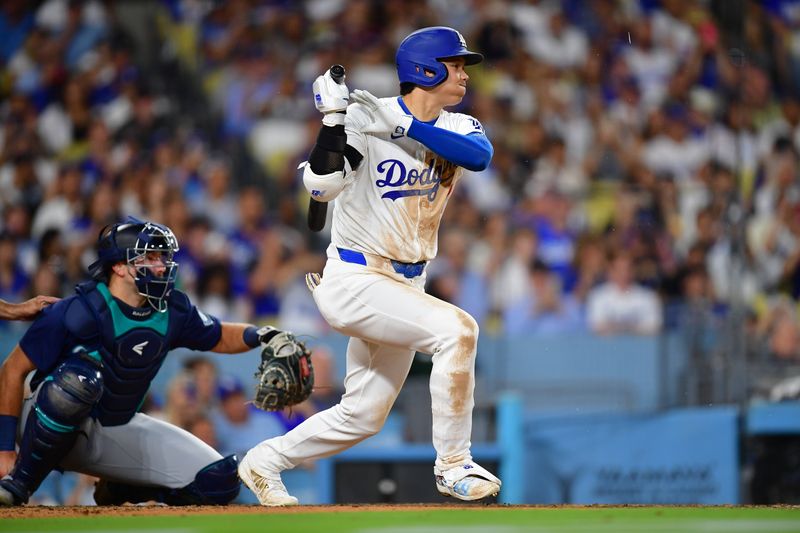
[5,0,800,358]
[6,0,800,506]
[3,1,800,401]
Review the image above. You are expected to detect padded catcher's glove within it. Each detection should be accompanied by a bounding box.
[253,328,314,411]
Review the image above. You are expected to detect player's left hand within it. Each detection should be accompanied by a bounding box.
[349,89,413,138]
[252,328,314,411]
[255,325,281,348]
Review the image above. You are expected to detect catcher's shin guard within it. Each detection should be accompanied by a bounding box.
[0,477,28,506]
[178,454,241,505]
[94,455,241,506]
[6,354,103,504]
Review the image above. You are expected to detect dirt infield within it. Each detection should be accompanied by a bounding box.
[0,503,514,519]
[3,503,797,519]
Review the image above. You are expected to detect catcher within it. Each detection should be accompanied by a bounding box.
[0,217,312,506]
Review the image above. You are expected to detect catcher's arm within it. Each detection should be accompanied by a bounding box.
[210,322,271,354]
[0,345,36,476]
[212,322,290,354]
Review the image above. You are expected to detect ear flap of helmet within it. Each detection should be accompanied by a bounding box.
[89,223,133,280]
[88,224,114,280]
[396,26,483,88]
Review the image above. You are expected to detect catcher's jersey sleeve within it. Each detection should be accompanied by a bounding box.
[18,297,74,373]
[334,97,479,263]
[168,290,222,351]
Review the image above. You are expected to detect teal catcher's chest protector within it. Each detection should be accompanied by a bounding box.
[66,282,172,426]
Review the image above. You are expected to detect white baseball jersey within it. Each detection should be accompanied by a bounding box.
[331,97,485,263]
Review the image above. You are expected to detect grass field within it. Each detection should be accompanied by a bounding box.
[1,506,800,533]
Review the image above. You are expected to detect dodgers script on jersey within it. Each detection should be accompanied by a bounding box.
[331,97,485,263]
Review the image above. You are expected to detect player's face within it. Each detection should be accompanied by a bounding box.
[132,251,168,277]
[435,58,469,105]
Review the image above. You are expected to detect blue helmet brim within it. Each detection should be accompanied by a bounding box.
[437,51,483,66]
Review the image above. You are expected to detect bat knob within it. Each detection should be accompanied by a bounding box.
[330,64,345,84]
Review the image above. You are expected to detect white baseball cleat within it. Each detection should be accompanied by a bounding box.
[434,461,501,501]
[238,453,298,507]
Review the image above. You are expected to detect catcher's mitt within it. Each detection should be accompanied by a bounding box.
[253,330,314,411]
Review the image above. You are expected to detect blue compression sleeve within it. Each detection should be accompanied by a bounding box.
[406,121,493,172]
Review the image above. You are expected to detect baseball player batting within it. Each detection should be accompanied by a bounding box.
[0,217,300,506]
[239,26,501,505]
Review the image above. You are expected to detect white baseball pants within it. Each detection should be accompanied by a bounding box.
[248,246,479,471]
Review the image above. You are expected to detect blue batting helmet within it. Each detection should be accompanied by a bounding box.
[88,216,179,312]
[396,26,483,87]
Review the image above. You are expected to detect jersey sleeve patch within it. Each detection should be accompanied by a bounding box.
[453,113,485,136]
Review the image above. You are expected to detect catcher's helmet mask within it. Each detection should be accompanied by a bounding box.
[396,26,483,88]
[88,216,179,312]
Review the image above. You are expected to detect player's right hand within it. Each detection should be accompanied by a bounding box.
[313,68,349,125]
[349,89,413,137]
[0,450,17,478]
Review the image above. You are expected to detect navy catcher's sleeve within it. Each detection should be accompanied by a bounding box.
[18,298,72,372]
[169,290,222,351]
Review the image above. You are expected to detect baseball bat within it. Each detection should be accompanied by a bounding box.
[308,64,346,232]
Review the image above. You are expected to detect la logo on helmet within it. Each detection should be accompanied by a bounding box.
[456,30,467,48]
